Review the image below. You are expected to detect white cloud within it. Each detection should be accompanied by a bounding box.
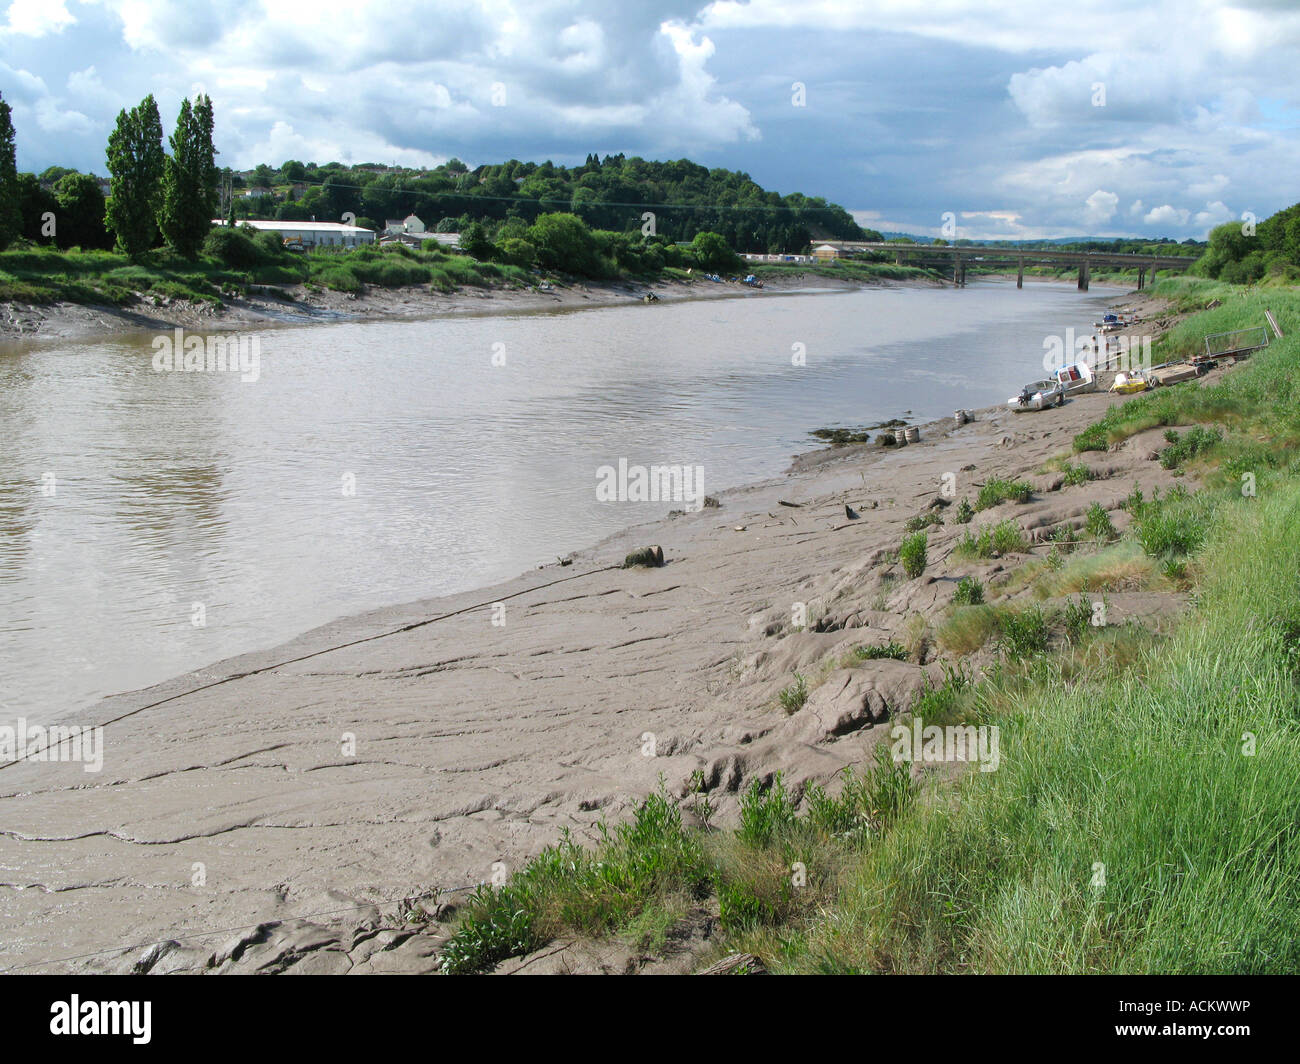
[33,95,93,134]
[240,120,445,171]
[1193,200,1234,229]
[66,66,104,98]
[3,0,1299,240]
[657,21,759,145]
[1144,204,1190,226]
[0,59,48,101]
[1084,189,1118,224]
[1187,172,1230,200]
[2,0,75,37]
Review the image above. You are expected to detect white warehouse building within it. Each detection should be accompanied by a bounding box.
[212,219,377,248]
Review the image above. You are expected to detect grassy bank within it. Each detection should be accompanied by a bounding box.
[751,260,937,284]
[434,278,1300,975]
[0,240,539,308]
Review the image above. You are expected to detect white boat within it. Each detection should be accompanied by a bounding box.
[1054,360,1097,395]
[1008,378,1066,411]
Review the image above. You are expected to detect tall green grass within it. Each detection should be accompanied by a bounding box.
[789,481,1300,973]
[432,275,1300,976]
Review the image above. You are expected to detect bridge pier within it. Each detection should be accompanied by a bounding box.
[1137,267,1145,291]
[953,254,964,287]
[1149,262,1157,285]
[1077,259,1090,292]
[1016,258,1024,289]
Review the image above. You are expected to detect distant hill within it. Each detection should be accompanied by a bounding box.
[879,231,1204,250]
[231,154,870,254]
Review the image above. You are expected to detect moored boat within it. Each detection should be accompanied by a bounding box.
[1054,360,1098,395]
[1110,371,1150,394]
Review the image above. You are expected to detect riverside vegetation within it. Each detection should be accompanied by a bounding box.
[2,92,914,307]
[436,276,1300,974]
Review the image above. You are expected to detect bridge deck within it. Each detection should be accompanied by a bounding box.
[823,241,1194,269]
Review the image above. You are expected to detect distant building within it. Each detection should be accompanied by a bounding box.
[812,244,842,261]
[384,215,427,235]
[213,219,376,248]
[380,231,460,250]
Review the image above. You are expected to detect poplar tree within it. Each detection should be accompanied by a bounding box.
[105,95,165,259]
[158,95,218,259]
[0,92,21,251]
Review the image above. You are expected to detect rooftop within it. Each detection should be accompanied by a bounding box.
[212,219,375,234]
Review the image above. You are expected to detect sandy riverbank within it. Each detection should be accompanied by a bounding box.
[0,269,938,343]
[0,288,1194,974]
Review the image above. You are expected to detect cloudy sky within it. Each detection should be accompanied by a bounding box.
[2,0,1297,239]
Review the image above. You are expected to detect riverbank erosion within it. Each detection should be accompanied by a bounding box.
[0,267,936,343]
[4,279,1296,974]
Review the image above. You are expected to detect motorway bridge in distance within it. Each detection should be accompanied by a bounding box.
[816,240,1197,290]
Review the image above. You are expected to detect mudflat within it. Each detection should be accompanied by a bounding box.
[0,292,1194,974]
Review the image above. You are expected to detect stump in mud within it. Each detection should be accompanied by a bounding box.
[623,545,665,568]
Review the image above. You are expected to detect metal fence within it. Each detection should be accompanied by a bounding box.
[1203,326,1270,358]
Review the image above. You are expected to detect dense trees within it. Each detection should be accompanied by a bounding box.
[0,92,20,251]
[225,153,865,254]
[14,174,56,242]
[1194,204,1300,284]
[106,95,165,258]
[6,93,860,273]
[689,231,741,274]
[158,95,219,258]
[53,174,111,249]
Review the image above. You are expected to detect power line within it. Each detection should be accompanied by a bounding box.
[240,174,856,217]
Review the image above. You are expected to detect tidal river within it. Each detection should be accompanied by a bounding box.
[0,279,1115,716]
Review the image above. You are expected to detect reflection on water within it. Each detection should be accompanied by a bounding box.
[0,280,1114,714]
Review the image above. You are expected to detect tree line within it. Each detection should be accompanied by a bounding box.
[233,152,875,253]
[0,89,869,268]
[0,91,218,259]
[1194,203,1300,284]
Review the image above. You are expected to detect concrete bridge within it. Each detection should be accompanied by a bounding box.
[819,240,1197,290]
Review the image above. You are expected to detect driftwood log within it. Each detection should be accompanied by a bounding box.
[697,953,768,975]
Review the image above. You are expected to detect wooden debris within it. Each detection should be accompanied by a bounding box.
[698,952,768,975]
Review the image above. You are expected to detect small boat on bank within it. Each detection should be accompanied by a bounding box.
[1054,360,1098,396]
[1009,377,1067,411]
[1110,371,1150,394]
[1094,312,1138,333]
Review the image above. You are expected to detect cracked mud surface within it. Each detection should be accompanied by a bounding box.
[0,296,1203,972]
